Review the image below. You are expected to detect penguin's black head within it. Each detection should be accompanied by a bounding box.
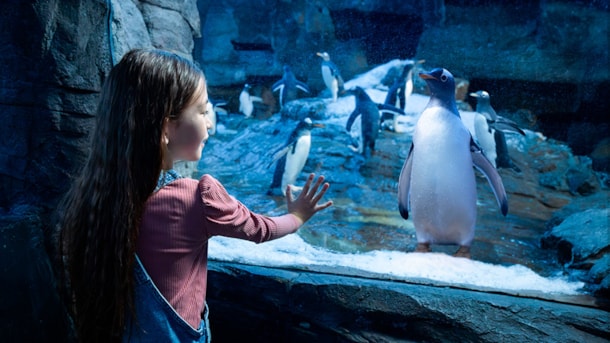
[283,65,292,73]
[419,68,455,101]
[347,87,371,101]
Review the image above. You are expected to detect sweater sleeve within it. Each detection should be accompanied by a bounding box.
[198,174,300,242]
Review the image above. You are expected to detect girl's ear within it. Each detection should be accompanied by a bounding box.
[162,117,172,145]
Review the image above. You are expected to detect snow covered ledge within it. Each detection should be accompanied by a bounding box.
[207,261,609,343]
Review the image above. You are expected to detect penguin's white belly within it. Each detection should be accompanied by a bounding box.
[282,135,311,190]
[404,79,413,110]
[473,114,497,167]
[321,67,338,100]
[349,115,363,154]
[239,91,253,117]
[410,108,477,246]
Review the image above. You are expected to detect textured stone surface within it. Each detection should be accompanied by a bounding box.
[207,261,609,343]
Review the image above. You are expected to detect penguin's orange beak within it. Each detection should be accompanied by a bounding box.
[312,123,325,128]
[419,72,436,80]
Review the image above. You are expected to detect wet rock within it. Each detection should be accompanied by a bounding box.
[589,255,610,284]
[541,208,610,265]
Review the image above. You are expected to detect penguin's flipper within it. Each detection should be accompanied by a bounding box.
[495,116,525,136]
[470,138,508,216]
[377,103,406,116]
[398,144,414,220]
[295,81,311,93]
[345,109,360,132]
[272,80,284,93]
[250,96,264,103]
[267,145,291,169]
[384,83,400,105]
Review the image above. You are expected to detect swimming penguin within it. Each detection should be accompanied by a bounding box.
[268,118,325,196]
[398,68,508,258]
[207,98,228,136]
[346,87,381,158]
[384,59,425,112]
[470,90,525,170]
[239,83,264,118]
[316,52,345,102]
[272,65,310,108]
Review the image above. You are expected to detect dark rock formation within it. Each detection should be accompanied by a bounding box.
[207,261,609,343]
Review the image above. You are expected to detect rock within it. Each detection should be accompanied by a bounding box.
[541,209,610,265]
[0,215,75,341]
[207,261,610,343]
[589,255,610,284]
[590,137,610,173]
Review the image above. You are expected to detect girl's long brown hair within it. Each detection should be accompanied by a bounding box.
[57,49,204,342]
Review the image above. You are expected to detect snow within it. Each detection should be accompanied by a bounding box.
[209,234,584,295]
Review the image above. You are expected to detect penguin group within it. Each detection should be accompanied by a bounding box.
[210,54,522,259]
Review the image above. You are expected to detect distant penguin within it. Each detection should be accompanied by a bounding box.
[398,68,508,258]
[316,51,345,102]
[346,87,380,158]
[268,118,325,196]
[239,83,264,118]
[207,98,227,136]
[470,90,525,170]
[384,59,424,111]
[272,65,310,108]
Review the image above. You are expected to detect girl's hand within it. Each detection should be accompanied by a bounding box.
[286,173,333,225]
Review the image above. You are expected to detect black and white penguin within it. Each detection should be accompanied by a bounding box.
[239,83,264,118]
[268,118,325,196]
[206,98,228,136]
[384,59,425,111]
[316,51,345,102]
[346,87,381,158]
[470,90,525,170]
[272,65,310,108]
[398,68,508,258]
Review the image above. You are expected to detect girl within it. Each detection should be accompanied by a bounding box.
[57,49,332,342]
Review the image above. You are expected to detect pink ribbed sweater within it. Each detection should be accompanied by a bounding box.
[137,174,300,329]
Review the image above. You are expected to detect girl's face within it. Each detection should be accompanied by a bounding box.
[165,79,212,163]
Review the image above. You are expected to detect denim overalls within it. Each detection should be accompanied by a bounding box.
[123,169,211,342]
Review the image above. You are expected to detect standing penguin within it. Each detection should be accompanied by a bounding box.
[346,87,380,158]
[272,65,310,108]
[268,118,325,196]
[316,51,345,102]
[398,68,508,258]
[470,90,524,170]
[384,59,425,111]
[206,98,227,136]
[239,83,264,118]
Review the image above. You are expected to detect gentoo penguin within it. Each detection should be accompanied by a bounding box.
[239,83,264,118]
[470,90,525,170]
[398,68,508,258]
[268,117,324,196]
[272,65,310,108]
[316,52,345,102]
[346,87,381,158]
[384,59,425,111]
[207,98,227,136]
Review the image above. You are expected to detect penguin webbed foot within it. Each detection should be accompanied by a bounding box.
[454,246,471,259]
[415,243,431,253]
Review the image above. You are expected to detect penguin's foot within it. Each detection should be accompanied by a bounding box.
[454,246,471,259]
[415,243,431,253]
